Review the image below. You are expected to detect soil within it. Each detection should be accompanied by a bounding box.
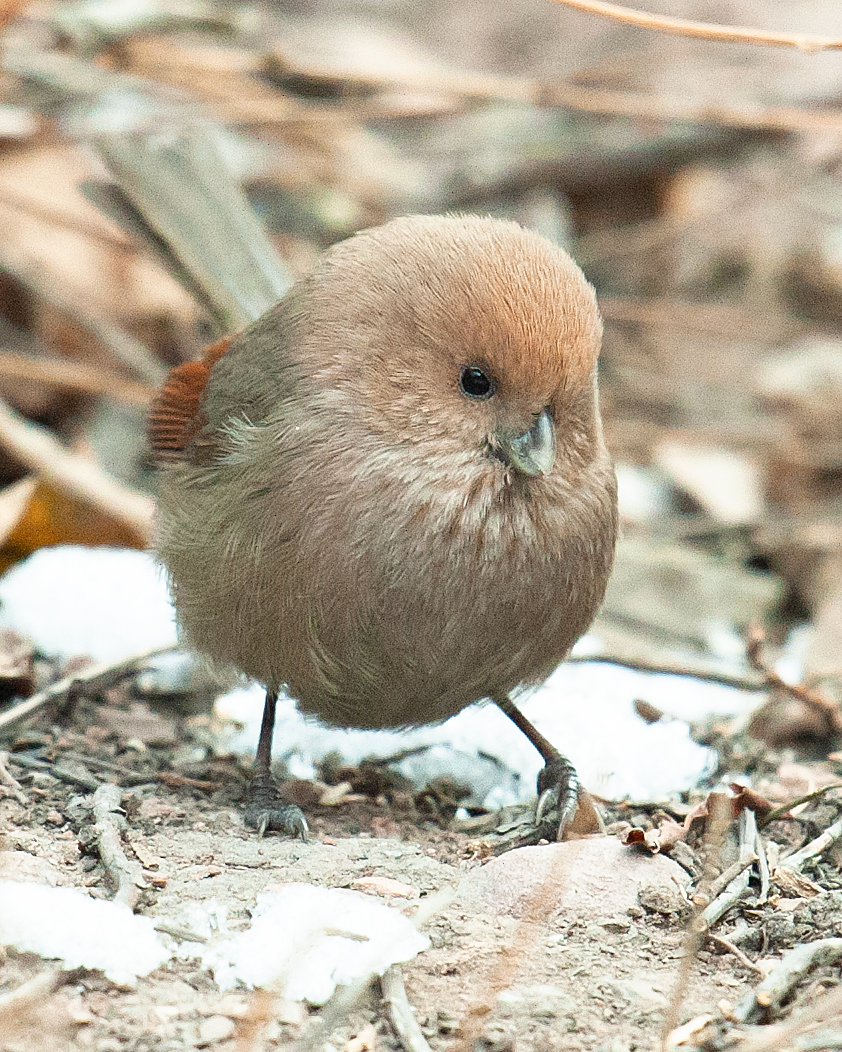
[2,692,842,1052]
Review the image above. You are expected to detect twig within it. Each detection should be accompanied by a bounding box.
[53,750,151,780]
[780,817,842,873]
[746,626,842,735]
[0,748,27,803]
[707,933,764,977]
[700,811,757,930]
[35,749,213,792]
[381,965,434,1052]
[91,783,146,911]
[660,804,753,1050]
[156,771,216,792]
[154,922,207,944]
[547,0,842,52]
[729,982,842,1051]
[761,785,842,827]
[733,939,842,1024]
[0,395,154,543]
[0,350,153,406]
[9,753,100,791]
[0,645,176,736]
[565,652,764,691]
[0,969,64,1027]
[706,854,758,903]
[145,30,842,138]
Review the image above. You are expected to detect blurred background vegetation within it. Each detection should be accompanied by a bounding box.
[0,0,840,727]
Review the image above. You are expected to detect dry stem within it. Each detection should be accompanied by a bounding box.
[381,965,435,1052]
[660,803,755,1049]
[0,645,176,736]
[747,626,842,735]
[91,783,147,911]
[548,0,842,52]
[0,395,154,543]
[734,939,842,1024]
[0,351,153,406]
[779,817,842,873]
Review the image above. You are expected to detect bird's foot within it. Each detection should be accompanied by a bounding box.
[536,754,603,841]
[243,768,309,840]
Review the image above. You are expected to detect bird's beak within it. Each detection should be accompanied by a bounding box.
[497,407,556,476]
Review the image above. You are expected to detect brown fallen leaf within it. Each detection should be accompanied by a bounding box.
[623,788,750,856]
[622,812,687,855]
[0,478,145,573]
[730,783,774,817]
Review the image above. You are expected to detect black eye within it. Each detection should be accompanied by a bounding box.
[459,365,496,400]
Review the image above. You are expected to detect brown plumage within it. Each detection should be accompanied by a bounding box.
[152,214,617,834]
[148,336,231,460]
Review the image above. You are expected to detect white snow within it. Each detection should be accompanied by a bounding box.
[219,662,761,807]
[0,544,764,804]
[198,884,429,1002]
[0,545,177,664]
[0,881,169,984]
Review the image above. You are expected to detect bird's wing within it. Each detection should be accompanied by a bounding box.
[147,337,232,462]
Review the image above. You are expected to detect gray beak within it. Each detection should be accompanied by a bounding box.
[498,407,556,477]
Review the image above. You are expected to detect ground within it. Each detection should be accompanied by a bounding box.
[5,689,842,1052]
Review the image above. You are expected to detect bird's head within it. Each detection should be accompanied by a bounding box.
[298,214,605,488]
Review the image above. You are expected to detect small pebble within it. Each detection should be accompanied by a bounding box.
[198,1015,236,1045]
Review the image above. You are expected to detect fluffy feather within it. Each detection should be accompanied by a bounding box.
[154,215,618,729]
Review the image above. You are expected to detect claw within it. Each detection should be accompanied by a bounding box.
[534,755,597,840]
[291,812,309,841]
[535,785,559,826]
[244,770,310,841]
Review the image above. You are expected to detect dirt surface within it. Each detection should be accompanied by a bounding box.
[6,692,842,1052]
[0,790,754,1052]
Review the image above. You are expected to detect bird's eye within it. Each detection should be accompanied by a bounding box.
[459,366,496,400]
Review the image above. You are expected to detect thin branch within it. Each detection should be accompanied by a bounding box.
[381,966,435,1052]
[699,813,757,930]
[0,395,154,543]
[707,933,764,977]
[0,351,153,406]
[122,32,842,137]
[660,805,754,1050]
[565,652,764,692]
[730,982,842,1052]
[779,817,842,873]
[548,0,842,52]
[0,645,175,736]
[0,749,27,804]
[760,784,842,827]
[705,854,758,903]
[747,626,842,735]
[92,783,146,910]
[734,939,842,1024]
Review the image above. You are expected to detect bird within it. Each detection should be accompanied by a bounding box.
[149,213,618,840]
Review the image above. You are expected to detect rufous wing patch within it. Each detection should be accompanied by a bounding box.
[148,336,232,462]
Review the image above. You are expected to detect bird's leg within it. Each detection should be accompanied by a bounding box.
[493,694,602,841]
[243,688,309,839]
